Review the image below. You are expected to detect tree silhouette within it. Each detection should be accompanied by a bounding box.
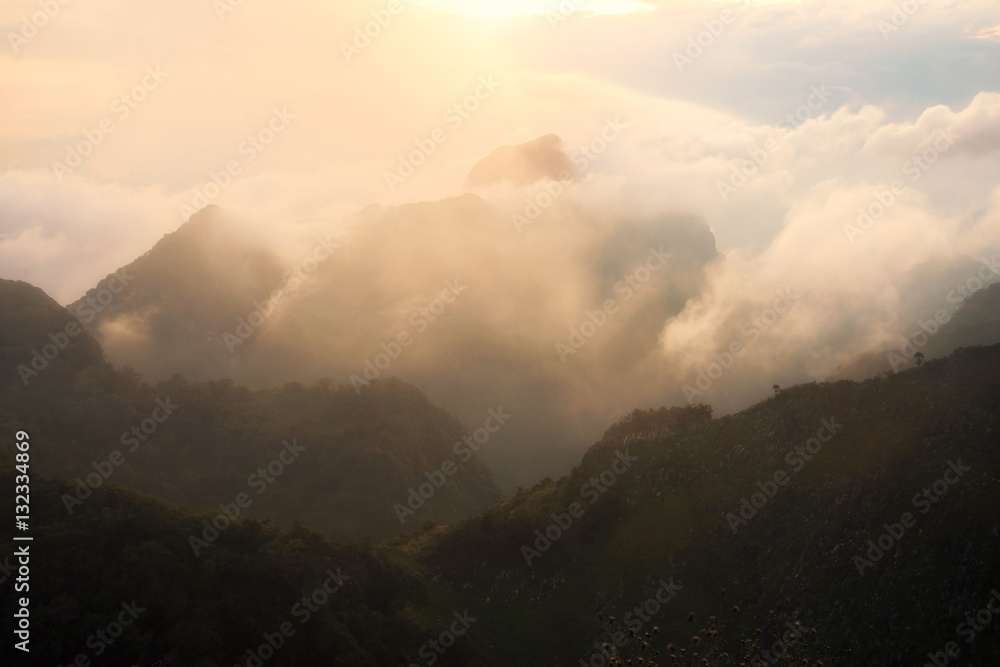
[914,352,925,366]
[772,384,780,397]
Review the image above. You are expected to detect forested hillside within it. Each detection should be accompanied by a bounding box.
[398,346,1000,666]
[1,279,501,544]
[4,277,1000,665]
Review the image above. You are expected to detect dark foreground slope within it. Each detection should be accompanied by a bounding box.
[0,462,437,667]
[5,278,1000,666]
[1,278,501,543]
[399,345,1000,666]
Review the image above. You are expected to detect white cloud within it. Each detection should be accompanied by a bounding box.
[1,0,998,414]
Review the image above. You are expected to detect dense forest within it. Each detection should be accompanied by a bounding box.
[4,277,1000,664]
[1,279,501,544]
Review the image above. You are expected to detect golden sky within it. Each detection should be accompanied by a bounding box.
[0,0,999,401]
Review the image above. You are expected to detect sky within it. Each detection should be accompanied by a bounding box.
[1,0,999,410]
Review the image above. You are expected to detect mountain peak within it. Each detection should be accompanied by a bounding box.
[466,134,577,188]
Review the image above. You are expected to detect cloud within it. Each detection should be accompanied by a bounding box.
[0,170,176,303]
[0,0,998,460]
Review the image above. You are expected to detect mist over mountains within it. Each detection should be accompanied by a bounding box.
[2,278,503,544]
[4,270,1000,665]
[6,125,1000,662]
[4,133,1000,664]
[3,2,1000,661]
[55,134,1000,493]
[61,139,722,489]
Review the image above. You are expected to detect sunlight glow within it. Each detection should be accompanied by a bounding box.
[412,0,653,17]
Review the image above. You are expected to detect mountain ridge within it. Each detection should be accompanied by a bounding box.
[1,278,503,544]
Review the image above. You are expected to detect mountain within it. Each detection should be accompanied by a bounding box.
[64,205,288,382]
[831,279,1000,381]
[465,134,577,187]
[0,464,434,666]
[65,192,721,491]
[395,344,1000,666]
[1,279,502,543]
[5,274,1000,665]
[1,279,106,391]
